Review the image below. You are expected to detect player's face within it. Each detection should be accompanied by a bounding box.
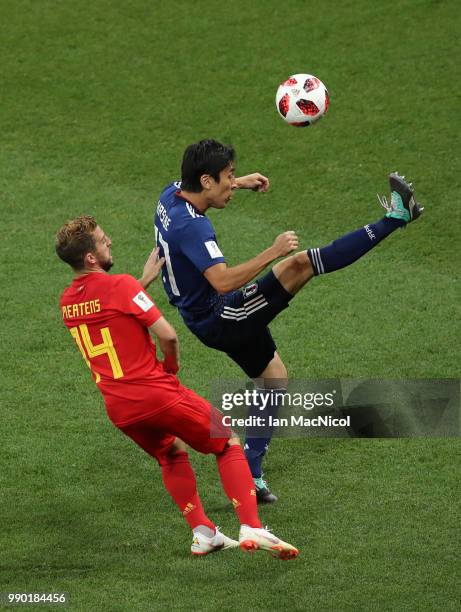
[93,226,113,271]
[208,163,236,208]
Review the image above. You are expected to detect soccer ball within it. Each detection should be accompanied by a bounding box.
[276,74,329,127]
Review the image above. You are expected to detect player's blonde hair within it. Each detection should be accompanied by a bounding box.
[55,215,98,269]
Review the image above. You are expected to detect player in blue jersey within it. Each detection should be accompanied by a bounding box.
[154,139,423,503]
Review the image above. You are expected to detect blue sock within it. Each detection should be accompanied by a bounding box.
[244,438,268,479]
[308,217,404,275]
[244,388,284,478]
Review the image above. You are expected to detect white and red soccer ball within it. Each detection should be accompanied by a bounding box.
[276,73,329,127]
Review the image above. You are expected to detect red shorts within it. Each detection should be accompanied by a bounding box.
[118,388,231,465]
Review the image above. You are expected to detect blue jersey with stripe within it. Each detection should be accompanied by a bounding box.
[154,182,226,319]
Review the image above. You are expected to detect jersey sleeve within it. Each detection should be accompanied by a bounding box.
[112,275,162,327]
[180,217,226,273]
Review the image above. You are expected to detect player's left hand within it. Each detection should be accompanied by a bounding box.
[163,356,180,375]
[234,173,270,192]
[139,246,165,289]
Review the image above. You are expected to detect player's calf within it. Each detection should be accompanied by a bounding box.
[273,251,314,295]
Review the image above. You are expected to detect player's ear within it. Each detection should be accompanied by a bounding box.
[200,174,212,191]
[84,251,98,266]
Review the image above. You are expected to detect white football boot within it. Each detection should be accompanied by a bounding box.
[239,525,299,560]
[191,527,239,556]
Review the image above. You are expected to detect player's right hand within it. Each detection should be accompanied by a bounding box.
[273,231,299,256]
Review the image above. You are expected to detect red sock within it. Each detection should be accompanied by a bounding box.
[161,451,215,531]
[217,445,261,528]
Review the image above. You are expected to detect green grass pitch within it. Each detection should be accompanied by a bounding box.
[1,0,460,610]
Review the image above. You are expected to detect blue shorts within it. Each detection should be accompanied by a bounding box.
[183,271,293,378]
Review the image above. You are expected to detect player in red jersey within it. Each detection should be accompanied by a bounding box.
[56,215,298,559]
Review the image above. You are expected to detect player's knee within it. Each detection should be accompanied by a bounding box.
[270,363,288,386]
[291,251,313,276]
[167,438,187,455]
[226,434,240,446]
[278,360,288,381]
[261,354,288,387]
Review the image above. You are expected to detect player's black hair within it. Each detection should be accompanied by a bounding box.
[180,139,235,192]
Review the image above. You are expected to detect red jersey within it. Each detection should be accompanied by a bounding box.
[60,272,185,426]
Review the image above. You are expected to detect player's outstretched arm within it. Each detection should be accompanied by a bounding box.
[139,246,165,289]
[149,316,180,374]
[204,231,299,294]
[234,173,270,192]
